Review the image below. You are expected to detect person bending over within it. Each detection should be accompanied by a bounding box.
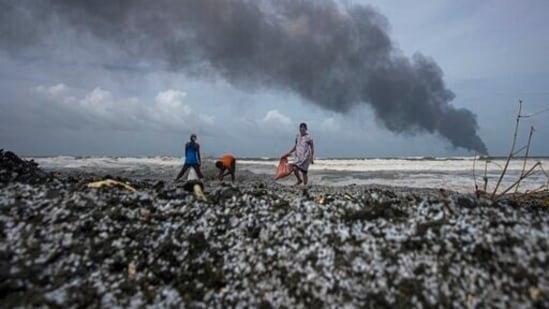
[175,133,204,181]
[215,154,236,182]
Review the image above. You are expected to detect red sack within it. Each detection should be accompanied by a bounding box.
[275,156,292,180]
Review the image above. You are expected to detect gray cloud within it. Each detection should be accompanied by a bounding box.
[0,0,487,154]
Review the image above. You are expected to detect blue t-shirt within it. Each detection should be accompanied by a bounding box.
[184,142,199,164]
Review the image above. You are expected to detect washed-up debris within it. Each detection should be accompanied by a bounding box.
[128,261,137,278]
[315,194,325,205]
[0,149,52,184]
[1,151,548,308]
[86,178,136,192]
[183,179,207,201]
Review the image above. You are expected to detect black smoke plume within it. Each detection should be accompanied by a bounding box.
[0,0,488,153]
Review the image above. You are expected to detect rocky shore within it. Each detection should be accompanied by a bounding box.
[1,149,548,307]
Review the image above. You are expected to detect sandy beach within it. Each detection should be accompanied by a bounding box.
[1,150,548,307]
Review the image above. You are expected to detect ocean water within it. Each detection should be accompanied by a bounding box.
[29,155,549,193]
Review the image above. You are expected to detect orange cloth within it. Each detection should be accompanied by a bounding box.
[219,154,235,169]
[274,156,292,180]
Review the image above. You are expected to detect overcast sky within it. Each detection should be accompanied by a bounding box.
[1,0,548,158]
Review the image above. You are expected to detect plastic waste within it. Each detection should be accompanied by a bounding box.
[87,179,136,192]
[275,156,292,180]
[183,166,207,201]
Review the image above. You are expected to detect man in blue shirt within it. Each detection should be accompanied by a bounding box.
[175,133,204,181]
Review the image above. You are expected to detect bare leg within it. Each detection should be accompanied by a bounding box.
[192,165,204,179]
[176,165,189,181]
[292,165,302,186]
[302,172,308,185]
[230,164,236,182]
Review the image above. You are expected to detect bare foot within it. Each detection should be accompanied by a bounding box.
[294,179,303,186]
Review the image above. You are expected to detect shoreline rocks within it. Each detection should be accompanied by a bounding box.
[1,150,548,307]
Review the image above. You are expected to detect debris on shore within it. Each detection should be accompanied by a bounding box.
[1,150,548,307]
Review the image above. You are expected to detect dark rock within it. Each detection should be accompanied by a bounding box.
[0,149,53,184]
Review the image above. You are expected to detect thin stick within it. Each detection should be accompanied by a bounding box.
[473,153,478,191]
[515,126,534,193]
[512,144,528,157]
[539,164,549,179]
[483,160,488,192]
[524,185,549,195]
[495,162,540,199]
[521,107,549,118]
[540,164,549,190]
[491,100,523,199]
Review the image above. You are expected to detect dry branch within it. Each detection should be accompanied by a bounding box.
[491,100,522,199]
[515,126,534,193]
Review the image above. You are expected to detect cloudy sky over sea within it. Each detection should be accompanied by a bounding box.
[1,0,548,157]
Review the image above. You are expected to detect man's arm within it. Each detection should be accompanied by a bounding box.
[219,170,233,182]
